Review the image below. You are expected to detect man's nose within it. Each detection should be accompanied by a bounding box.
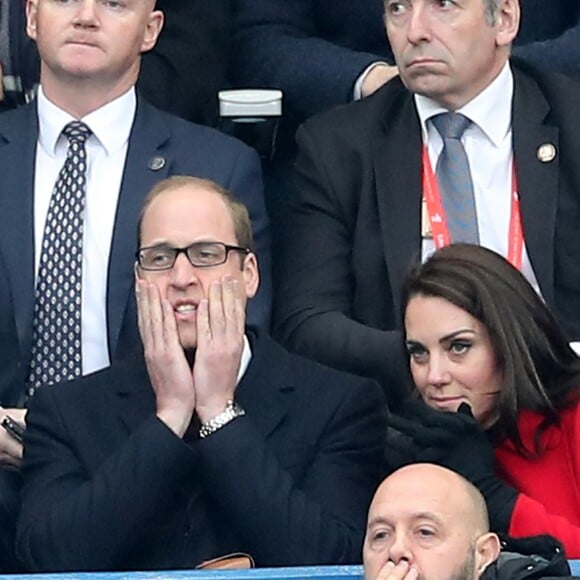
[407,3,432,44]
[73,0,99,26]
[169,252,200,287]
[388,531,413,565]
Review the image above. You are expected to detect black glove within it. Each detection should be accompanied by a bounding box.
[388,400,518,532]
[385,398,466,469]
[389,398,479,446]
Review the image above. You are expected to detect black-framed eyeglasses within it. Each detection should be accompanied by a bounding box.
[136,242,250,271]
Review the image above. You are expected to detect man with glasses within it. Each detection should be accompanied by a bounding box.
[0,0,269,569]
[16,176,387,572]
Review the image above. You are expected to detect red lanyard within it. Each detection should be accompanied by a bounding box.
[422,145,523,270]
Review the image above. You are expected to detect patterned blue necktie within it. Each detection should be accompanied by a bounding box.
[27,121,92,395]
[431,112,480,244]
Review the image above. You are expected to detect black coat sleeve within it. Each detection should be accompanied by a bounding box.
[196,377,388,565]
[17,389,198,572]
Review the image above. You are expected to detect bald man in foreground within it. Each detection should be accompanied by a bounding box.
[364,464,501,580]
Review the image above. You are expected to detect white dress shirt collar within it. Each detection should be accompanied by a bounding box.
[37,86,136,157]
[237,334,252,384]
[414,61,513,146]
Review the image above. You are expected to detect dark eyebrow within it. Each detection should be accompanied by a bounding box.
[405,329,475,345]
[439,329,476,344]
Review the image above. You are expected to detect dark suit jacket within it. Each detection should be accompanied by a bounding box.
[138,0,231,126]
[273,60,580,408]
[232,0,580,122]
[0,98,271,406]
[17,331,387,572]
[232,0,391,121]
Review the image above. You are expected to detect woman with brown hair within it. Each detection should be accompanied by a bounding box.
[391,243,580,556]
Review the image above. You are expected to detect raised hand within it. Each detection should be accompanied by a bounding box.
[388,400,518,532]
[373,560,418,580]
[193,276,245,424]
[388,399,477,448]
[136,279,195,437]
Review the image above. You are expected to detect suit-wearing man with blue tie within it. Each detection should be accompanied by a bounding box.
[0,0,270,570]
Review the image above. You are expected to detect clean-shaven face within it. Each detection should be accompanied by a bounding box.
[137,186,258,350]
[27,0,162,90]
[385,0,512,110]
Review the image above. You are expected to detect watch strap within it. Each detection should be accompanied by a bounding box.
[199,399,245,438]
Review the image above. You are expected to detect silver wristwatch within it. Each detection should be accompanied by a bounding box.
[199,400,246,438]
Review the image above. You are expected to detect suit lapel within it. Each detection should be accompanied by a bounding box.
[235,332,291,439]
[0,104,38,359]
[372,91,423,319]
[107,99,172,356]
[512,67,558,307]
[114,356,156,433]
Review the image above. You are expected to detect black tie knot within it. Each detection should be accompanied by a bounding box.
[62,121,92,145]
[431,112,471,140]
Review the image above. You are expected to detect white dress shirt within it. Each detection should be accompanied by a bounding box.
[237,335,252,383]
[415,62,540,293]
[34,87,136,375]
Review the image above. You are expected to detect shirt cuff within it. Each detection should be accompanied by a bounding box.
[353,61,391,100]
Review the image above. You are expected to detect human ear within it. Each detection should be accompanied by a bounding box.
[242,253,260,299]
[26,0,38,41]
[495,0,520,47]
[141,10,164,53]
[134,261,144,282]
[474,532,501,578]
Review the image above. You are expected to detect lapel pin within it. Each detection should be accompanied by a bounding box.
[148,156,166,171]
[536,143,556,163]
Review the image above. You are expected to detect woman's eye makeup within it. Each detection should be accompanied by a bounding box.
[406,342,429,363]
[448,340,471,355]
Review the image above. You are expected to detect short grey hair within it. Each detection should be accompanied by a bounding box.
[484,0,502,25]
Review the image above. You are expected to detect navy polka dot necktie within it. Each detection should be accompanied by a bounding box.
[431,112,480,244]
[27,121,92,395]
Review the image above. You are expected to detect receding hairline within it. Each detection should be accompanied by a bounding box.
[136,176,254,252]
[139,178,228,230]
[144,179,230,213]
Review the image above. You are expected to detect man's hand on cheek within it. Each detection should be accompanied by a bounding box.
[193,276,245,424]
[136,279,196,437]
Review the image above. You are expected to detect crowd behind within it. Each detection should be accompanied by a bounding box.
[1,0,580,578]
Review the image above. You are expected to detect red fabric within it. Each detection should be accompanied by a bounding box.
[494,404,580,557]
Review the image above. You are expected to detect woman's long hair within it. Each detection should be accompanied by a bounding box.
[401,244,580,455]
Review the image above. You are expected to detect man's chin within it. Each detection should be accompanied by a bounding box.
[177,330,197,352]
[400,67,448,96]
